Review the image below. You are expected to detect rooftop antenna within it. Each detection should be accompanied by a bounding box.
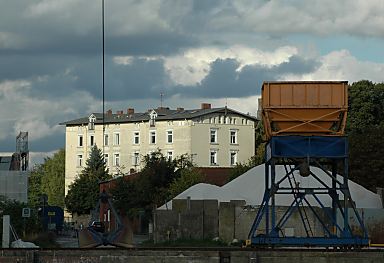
[160,92,164,108]
[225,98,228,116]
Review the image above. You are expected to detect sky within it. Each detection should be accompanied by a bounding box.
[0,0,384,165]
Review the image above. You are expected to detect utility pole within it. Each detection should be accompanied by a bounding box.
[102,0,105,155]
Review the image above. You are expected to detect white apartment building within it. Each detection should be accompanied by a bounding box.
[61,104,258,194]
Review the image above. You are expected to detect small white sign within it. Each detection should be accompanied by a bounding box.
[22,208,31,218]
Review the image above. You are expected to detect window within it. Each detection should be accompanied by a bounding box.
[104,154,109,166]
[210,150,217,165]
[78,135,83,147]
[114,133,120,145]
[210,129,218,143]
[167,151,173,161]
[230,130,237,144]
[104,134,109,146]
[230,151,237,166]
[150,131,156,144]
[77,154,83,167]
[132,152,140,166]
[90,135,95,146]
[114,153,120,166]
[150,118,155,127]
[133,132,140,144]
[167,130,173,143]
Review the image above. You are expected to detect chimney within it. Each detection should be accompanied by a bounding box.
[201,103,211,110]
[116,110,123,115]
[127,108,135,115]
[177,107,184,111]
[106,109,112,115]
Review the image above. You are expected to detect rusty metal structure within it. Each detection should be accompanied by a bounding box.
[15,131,29,171]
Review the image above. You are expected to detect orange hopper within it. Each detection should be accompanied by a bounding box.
[261,81,348,140]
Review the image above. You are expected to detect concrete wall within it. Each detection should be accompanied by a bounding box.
[155,199,384,244]
[0,170,28,203]
[154,199,219,243]
[0,249,383,263]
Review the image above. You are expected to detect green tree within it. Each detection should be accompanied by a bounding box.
[135,150,177,208]
[41,149,65,208]
[347,80,384,133]
[110,151,197,218]
[110,177,139,218]
[0,196,41,241]
[65,145,110,215]
[346,80,384,190]
[168,167,203,198]
[349,126,384,191]
[28,164,44,208]
[28,149,65,208]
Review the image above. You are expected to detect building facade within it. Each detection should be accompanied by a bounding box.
[61,104,258,194]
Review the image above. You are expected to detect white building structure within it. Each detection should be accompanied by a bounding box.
[61,104,258,194]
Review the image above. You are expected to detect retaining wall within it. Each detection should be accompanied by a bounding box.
[0,249,383,263]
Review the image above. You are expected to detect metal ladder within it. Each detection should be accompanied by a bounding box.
[286,164,314,237]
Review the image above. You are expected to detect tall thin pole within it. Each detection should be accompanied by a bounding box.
[102,0,105,154]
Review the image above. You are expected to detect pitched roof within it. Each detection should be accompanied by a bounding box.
[60,107,258,126]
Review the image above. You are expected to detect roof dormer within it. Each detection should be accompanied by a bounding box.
[88,114,96,130]
[149,110,157,127]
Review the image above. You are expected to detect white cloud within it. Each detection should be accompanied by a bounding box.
[0,32,25,49]
[113,56,134,65]
[0,79,99,142]
[208,96,260,117]
[222,0,384,37]
[13,119,61,142]
[106,0,172,36]
[288,50,384,83]
[162,45,298,86]
[26,0,78,17]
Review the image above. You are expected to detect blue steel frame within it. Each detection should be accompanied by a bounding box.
[249,136,369,247]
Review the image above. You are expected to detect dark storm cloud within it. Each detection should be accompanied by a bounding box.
[29,132,65,152]
[24,55,319,102]
[22,56,168,101]
[0,32,196,57]
[173,55,320,98]
[102,57,168,100]
[107,33,197,57]
[0,135,16,152]
[0,55,76,81]
[0,53,168,102]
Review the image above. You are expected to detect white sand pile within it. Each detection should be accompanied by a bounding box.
[159,164,382,209]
